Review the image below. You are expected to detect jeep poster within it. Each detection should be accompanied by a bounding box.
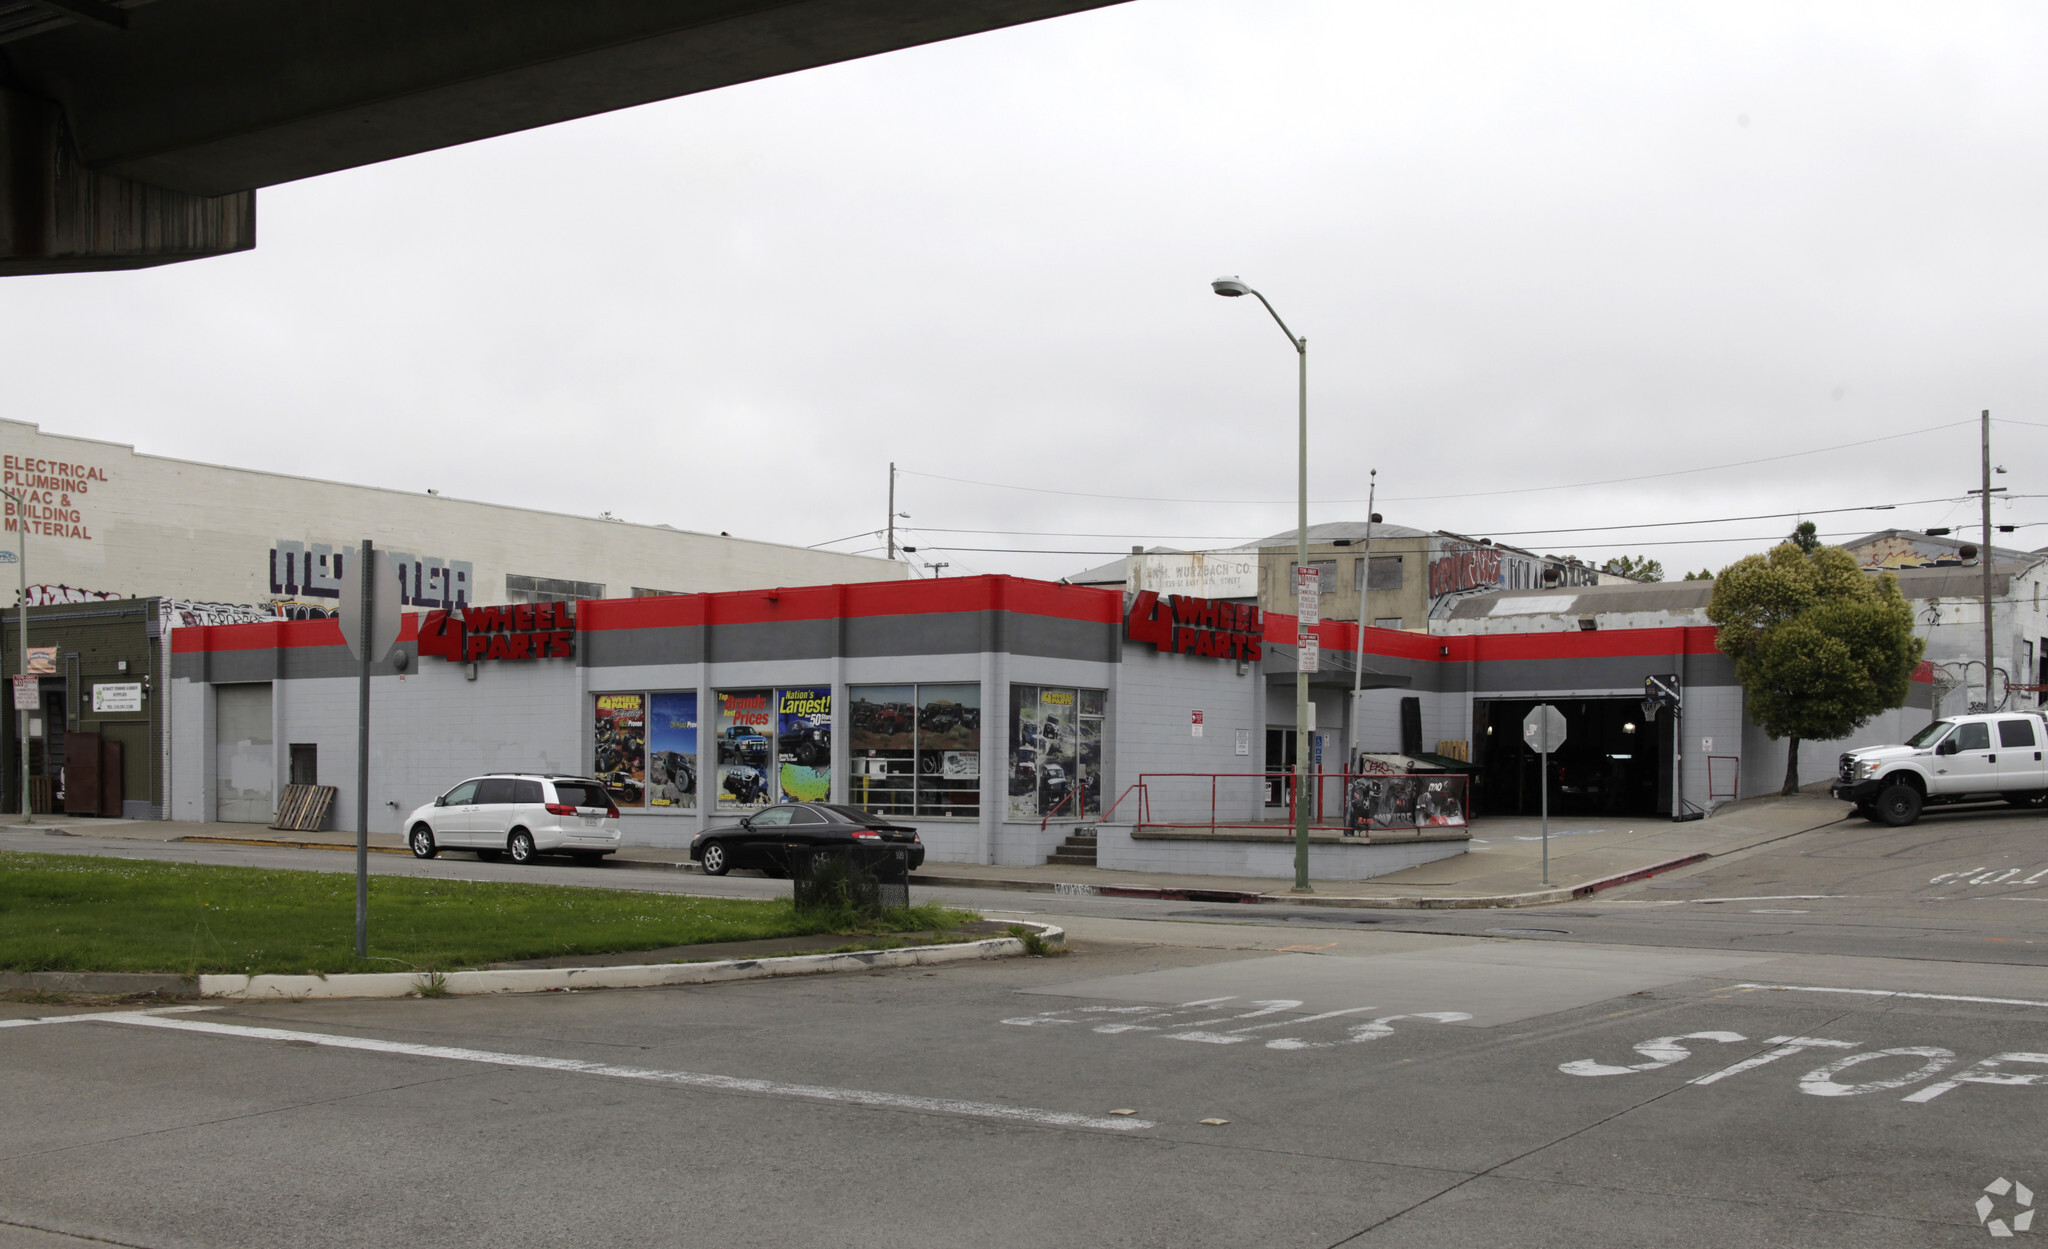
[647,691,698,810]
[593,693,645,807]
[716,689,774,808]
[777,687,832,803]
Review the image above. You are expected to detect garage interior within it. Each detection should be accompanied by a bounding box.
[1471,697,1671,818]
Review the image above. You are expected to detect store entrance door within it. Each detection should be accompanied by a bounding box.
[1472,698,1666,817]
[1263,728,1298,806]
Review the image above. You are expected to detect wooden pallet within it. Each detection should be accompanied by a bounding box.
[270,783,337,832]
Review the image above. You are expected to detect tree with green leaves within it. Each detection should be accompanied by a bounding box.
[1682,568,1715,581]
[1708,542,1923,795]
[1604,555,1664,581]
[1787,520,1820,554]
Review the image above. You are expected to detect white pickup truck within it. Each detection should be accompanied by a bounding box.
[1833,711,2048,826]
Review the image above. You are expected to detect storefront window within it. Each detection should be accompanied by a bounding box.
[715,690,775,808]
[849,683,979,819]
[646,692,698,809]
[593,694,646,807]
[1009,685,1104,821]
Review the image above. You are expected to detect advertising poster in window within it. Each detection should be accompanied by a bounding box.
[1038,688,1078,818]
[1008,685,1043,820]
[715,689,774,808]
[593,694,645,807]
[777,686,832,803]
[916,683,980,816]
[647,691,698,810]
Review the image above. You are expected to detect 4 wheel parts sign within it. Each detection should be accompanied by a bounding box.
[1126,591,1264,662]
[417,602,575,662]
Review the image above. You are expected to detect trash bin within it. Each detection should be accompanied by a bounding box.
[788,843,910,914]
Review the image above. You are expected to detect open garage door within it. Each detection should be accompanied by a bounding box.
[1472,698,1668,818]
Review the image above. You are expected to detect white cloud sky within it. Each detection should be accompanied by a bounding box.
[6,0,2047,583]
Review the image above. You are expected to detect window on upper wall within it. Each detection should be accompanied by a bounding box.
[1008,686,1104,822]
[1288,561,1338,592]
[1356,555,1403,590]
[507,574,605,603]
[849,683,981,819]
[1375,617,1405,630]
[632,587,684,597]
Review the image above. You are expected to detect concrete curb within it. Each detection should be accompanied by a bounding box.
[194,922,1065,1000]
[180,836,412,856]
[0,971,197,997]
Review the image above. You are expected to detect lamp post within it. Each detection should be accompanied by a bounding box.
[0,487,29,825]
[1213,275,1312,892]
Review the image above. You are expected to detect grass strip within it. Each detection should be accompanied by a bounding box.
[0,852,977,976]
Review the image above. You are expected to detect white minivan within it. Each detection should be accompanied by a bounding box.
[404,773,621,864]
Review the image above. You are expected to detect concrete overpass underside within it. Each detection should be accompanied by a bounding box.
[0,0,1124,275]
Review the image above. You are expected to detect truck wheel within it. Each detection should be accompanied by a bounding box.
[1874,782,1922,827]
[2005,791,2048,809]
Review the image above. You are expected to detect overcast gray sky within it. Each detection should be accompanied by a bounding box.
[7,0,2048,583]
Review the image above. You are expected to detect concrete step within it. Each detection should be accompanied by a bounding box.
[1047,848,1098,866]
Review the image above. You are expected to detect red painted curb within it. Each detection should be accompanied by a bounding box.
[1568,853,1711,899]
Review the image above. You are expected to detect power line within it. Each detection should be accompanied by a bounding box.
[891,496,1998,548]
[911,528,1893,557]
[898,419,1977,507]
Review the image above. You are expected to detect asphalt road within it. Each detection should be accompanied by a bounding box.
[3,809,2046,1248]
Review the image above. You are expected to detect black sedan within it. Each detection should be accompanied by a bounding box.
[688,803,923,876]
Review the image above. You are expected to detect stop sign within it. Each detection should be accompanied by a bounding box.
[1523,704,1567,754]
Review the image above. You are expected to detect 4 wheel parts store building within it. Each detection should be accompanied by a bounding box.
[166,575,1934,880]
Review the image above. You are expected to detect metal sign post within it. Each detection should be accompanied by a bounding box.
[1522,704,1567,886]
[338,540,400,960]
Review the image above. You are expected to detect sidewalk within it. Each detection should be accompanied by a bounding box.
[7,793,1851,910]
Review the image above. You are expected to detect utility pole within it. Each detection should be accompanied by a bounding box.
[2,489,29,826]
[887,462,897,561]
[355,539,373,959]
[1977,410,1999,711]
[1348,471,1377,771]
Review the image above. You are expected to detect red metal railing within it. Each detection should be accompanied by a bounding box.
[1707,755,1740,802]
[1127,771,1471,834]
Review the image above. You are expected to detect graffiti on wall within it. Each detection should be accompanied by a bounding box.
[20,584,123,606]
[269,540,473,609]
[1427,537,1602,616]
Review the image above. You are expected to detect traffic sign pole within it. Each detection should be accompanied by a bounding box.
[1522,704,1567,887]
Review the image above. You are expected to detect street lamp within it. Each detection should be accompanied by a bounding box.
[0,487,29,826]
[1213,275,1312,892]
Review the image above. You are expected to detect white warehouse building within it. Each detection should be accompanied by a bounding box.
[0,418,903,619]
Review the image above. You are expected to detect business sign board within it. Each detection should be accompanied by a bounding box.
[92,682,143,713]
[25,646,55,675]
[1126,591,1264,662]
[1127,551,1260,600]
[418,602,576,662]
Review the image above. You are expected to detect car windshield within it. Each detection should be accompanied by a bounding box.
[1904,720,1952,749]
